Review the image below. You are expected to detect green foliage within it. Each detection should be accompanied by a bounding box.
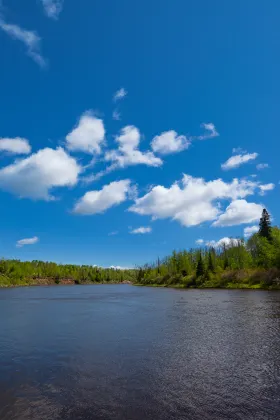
[0,259,136,287]
[136,210,280,290]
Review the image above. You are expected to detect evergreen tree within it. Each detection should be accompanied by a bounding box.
[259,209,272,241]
[196,253,205,278]
[208,251,215,273]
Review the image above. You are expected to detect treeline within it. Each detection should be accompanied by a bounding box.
[0,259,135,287]
[137,209,280,289]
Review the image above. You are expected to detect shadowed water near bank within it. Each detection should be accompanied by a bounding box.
[0,285,280,420]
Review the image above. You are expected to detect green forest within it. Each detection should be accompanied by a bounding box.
[1,209,280,289]
[137,209,280,289]
[0,260,135,287]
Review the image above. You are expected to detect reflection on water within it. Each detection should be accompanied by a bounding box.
[0,285,280,419]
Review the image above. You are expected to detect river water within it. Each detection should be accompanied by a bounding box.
[0,285,279,419]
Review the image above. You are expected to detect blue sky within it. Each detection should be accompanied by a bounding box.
[0,0,279,267]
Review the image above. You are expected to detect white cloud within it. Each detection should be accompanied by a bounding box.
[244,225,259,238]
[129,174,261,227]
[113,88,127,102]
[104,125,162,169]
[0,147,81,200]
[206,237,240,248]
[0,18,46,67]
[130,227,152,234]
[0,138,31,154]
[196,239,204,245]
[73,179,132,215]
[66,111,105,154]
[221,152,258,170]
[110,265,130,270]
[151,130,190,155]
[41,0,64,19]
[197,123,219,140]
[16,236,39,248]
[213,200,263,227]
[259,183,275,195]
[257,163,269,170]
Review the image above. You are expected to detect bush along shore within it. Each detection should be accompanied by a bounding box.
[136,209,280,290]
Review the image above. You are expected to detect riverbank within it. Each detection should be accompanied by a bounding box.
[0,277,133,288]
[136,268,280,290]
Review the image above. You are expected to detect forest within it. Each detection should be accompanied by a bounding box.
[1,209,280,289]
[0,259,135,287]
[137,209,280,289]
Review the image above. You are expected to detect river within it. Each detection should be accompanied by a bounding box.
[0,285,279,419]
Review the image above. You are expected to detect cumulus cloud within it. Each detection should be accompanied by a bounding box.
[197,123,219,140]
[0,147,81,200]
[66,112,105,154]
[151,130,190,155]
[41,0,64,19]
[16,236,39,248]
[83,125,163,182]
[257,163,269,170]
[0,18,46,67]
[130,227,152,234]
[244,225,259,238]
[259,183,274,195]
[73,180,132,215]
[113,88,127,102]
[129,174,261,227]
[0,137,31,154]
[105,126,162,167]
[196,239,204,245]
[206,237,240,248]
[221,152,258,170]
[213,200,263,227]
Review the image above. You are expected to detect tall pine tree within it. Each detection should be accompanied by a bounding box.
[208,250,215,273]
[196,253,205,278]
[259,209,272,241]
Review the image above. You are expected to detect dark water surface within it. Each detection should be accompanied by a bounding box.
[0,285,280,419]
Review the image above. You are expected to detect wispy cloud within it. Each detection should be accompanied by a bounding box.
[16,236,39,248]
[196,123,219,140]
[41,0,64,20]
[256,163,269,170]
[0,18,46,67]
[113,88,127,102]
[221,152,258,170]
[108,230,119,236]
[130,227,152,234]
[112,109,121,121]
[259,183,275,196]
